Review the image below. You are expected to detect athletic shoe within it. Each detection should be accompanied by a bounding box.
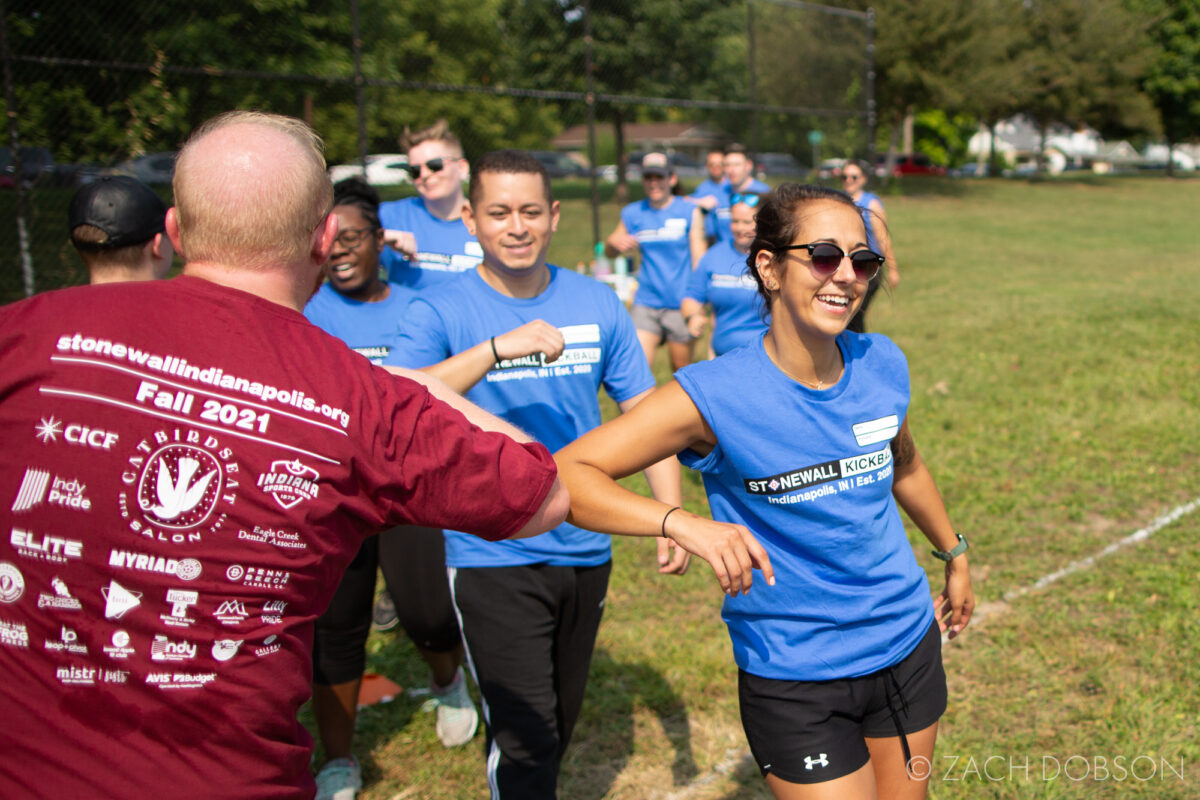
[314,756,361,800]
[371,592,398,632]
[432,668,478,747]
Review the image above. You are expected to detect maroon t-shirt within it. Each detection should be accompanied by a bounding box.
[0,276,556,799]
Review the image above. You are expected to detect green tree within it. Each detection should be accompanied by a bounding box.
[1132,0,1200,175]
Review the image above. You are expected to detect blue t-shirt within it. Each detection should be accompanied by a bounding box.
[378,196,484,290]
[714,178,771,244]
[302,282,414,364]
[854,190,883,253]
[620,196,697,309]
[684,240,767,356]
[674,332,933,681]
[384,266,654,567]
[690,176,728,240]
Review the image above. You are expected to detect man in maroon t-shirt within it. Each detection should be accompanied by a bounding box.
[0,111,568,800]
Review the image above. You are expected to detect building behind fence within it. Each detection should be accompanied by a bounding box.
[1,0,873,302]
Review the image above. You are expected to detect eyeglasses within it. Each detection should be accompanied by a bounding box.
[333,227,377,248]
[773,242,883,282]
[730,193,761,207]
[403,157,447,179]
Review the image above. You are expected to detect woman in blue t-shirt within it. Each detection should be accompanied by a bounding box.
[557,184,974,800]
[841,160,900,333]
[680,192,768,357]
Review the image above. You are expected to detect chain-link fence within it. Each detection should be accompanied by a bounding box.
[1,0,873,302]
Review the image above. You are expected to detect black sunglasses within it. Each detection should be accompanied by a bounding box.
[730,193,761,207]
[403,157,447,179]
[773,242,883,282]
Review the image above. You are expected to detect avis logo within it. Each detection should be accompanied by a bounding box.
[257,460,320,510]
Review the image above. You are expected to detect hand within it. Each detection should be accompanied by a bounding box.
[691,195,718,211]
[934,557,974,639]
[656,536,691,575]
[686,313,709,339]
[493,320,565,365]
[663,508,774,596]
[607,231,639,254]
[382,229,417,258]
[886,265,900,289]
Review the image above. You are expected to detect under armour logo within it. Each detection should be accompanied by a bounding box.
[804,754,829,770]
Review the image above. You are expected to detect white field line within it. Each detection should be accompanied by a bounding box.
[658,497,1200,800]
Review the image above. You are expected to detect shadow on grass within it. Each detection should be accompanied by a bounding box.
[563,648,700,798]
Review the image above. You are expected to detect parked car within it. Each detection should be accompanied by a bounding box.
[526,150,589,179]
[874,153,946,178]
[949,162,989,178]
[328,153,411,186]
[754,152,806,179]
[0,146,55,186]
[98,151,177,185]
[818,158,848,179]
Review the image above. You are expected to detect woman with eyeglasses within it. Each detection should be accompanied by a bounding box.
[305,178,479,800]
[556,184,973,800]
[840,160,900,333]
[680,192,768,358]
[378,119,483,290]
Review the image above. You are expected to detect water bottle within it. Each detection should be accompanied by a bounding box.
[592,242,612,277]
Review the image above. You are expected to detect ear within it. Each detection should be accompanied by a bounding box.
[312,212,338,265]
[164,208,184,258]
[755,250,778,291]
[461,202,477,237]
[549,200,560,233]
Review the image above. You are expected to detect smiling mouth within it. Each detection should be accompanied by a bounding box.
[329,262,356,278]
[816,293,851,311]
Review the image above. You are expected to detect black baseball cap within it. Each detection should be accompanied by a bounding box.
[68,176,167,249]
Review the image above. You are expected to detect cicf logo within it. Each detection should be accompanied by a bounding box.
[0,562,24,603]
[804,754,829,771]
[119,428,237,545]
[257,460,320,510]
[36,416,118,450]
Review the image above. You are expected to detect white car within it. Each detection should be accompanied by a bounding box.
[328,154,410,186]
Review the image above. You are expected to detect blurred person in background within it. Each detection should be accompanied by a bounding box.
[604,152,706,371]
[713,144,770,245]
[68,175,173,284]
[840,159,900,333]
[681,192,767,358]
[689,147,728,243]
[379,119,483,290]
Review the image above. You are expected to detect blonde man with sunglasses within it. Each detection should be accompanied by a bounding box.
[379,119,483,290]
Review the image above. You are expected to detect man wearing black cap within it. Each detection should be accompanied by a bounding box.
[69,175,174,284]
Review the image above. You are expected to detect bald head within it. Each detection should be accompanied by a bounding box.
[173,111,333,269]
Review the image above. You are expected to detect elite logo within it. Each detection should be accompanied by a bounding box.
[102,579,143,619]
[10,528,84,564]
[119,428,236,545]
[213,599,249,626]
[0,562,24,603]
[161,589,199,628]
[211,638,243,662]
[256,460,320,510]
[804,754,829,770]
[37,576,82,611]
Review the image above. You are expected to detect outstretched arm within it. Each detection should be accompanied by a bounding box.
[556,381,774,596]
[868,198,900,288]
[890,419,973,637]
[689,207,708,267]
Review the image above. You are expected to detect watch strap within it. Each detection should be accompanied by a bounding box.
[931,533,968,562]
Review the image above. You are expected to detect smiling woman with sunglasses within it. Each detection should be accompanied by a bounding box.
[556,183,974,800]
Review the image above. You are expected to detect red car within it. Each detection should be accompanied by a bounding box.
[874,153,946,177]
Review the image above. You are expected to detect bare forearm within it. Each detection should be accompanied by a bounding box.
[383,365,532,444]
[892,457,958,552]
[418,341,496,395]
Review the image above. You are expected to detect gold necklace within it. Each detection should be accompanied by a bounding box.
[776,354,841,390]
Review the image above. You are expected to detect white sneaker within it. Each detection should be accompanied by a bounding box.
[432,668,478,747]
[315,756,362,800]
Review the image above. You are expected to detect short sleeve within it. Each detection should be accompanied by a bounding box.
[384,298,452,368]
[685,253,712,303]
[599,296,655,403]
[673,365,726,475]
[358,372,557,540]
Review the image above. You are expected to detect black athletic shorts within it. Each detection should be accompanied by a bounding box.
[738,619,946,785]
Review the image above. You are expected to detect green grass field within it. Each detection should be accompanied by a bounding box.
[304,176,1200,799]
